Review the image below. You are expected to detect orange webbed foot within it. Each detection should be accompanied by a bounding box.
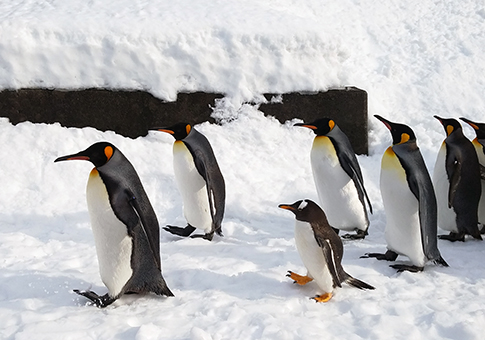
[286,271,313,285]
[312,293,332,303]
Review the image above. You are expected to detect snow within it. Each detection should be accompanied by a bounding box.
[1,0,485,339]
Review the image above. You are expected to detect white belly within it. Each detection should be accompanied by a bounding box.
[310,137,367,231]
[473,140,485,224]
[294,221,334,294]
[432,143,458,232]
[173,141,212,233]
[380,148,426,267]
[86,169,133,297]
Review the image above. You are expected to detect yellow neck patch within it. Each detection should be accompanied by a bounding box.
[104,146,113,161]
[90,168,99,177]
[446,125,454,136]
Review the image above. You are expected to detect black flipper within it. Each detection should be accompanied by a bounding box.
[361,249,398,261]
[74,289,116,308]
[319,238,342,288]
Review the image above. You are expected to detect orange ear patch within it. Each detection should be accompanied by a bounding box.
[400,133,410,144]
[104,146,113,161]
[446,125,454,136]
[186,124,192,135]
[328,120,335,130]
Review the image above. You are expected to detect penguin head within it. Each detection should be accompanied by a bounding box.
[374,115,416,145]
[152,122,193,140]
[434,116,462,137]
[54,142,117,167]
[294,118,336,136]
[460,117,485,139]
[279,199,328,223]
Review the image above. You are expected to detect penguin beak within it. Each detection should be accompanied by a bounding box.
[150,127,174,135]
[460,117,479,130]
[374,115,393,131]
[278,204,294,211]
[294,123,317,130]
[54,152,90,163]
[433,115,444,125]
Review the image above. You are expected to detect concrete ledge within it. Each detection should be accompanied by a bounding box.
[0,87,368,154]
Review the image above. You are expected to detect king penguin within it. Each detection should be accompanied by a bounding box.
[152,123,225,241]
[432,116,482,242]
[279,199,375,303]
[295,118,372,239]
[362,116,448,272]
[460,117,485,228]
[55,142,173,307]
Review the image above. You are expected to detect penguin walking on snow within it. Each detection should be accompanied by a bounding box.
[152,123,225,241]
[459,117,485,228]
[279,199,374,303]
[432,116,482,242]
[55,142,173,307]
[295,118,372,239]
[362,116,448,272]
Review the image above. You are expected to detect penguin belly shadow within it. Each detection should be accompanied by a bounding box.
[163,224,215,241]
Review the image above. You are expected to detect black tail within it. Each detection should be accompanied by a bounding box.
[433,256,449,267]
[345,274,375,290]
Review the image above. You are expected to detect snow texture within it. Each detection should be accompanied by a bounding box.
[1,0,485,339]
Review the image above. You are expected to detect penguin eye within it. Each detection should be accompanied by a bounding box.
[186,125,192,135]
[446,125,454,136]
[328,120,335,130]
[104,146,114,161]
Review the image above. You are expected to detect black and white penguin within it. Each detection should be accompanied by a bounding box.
[460,117,485,227]
[432,116,482,242]
[295,118,372,239]
[279,199,374,302]
[55,142,173,307]
[152,123,225,241]
[362,116,448,272]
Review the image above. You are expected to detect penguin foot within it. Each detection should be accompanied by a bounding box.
[312,293,332,303]
[163,225,196,237]
[74,289,116,308]
[286,271,313,285]
[361,250,398,261]
[190,231,215,241]
[342,229,367,240]
[390,264,424,273]
[438,232,465,242]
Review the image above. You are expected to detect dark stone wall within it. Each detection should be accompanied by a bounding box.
[0,86,368,154]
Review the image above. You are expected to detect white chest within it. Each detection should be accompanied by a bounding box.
[310,137,367,230]
[432,143,458,232]
[86,169,134,297]
[173,141,212,232]
[380,148,425,266]
[294,221,334,293]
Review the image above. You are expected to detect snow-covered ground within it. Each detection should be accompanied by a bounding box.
[1,0,485,339]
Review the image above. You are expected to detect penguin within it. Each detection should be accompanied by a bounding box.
[459,117,485,228]
[432,116,482,242]
[55,142,173,307]
[152,123,225,241]
[362,116,448,272]
[294,118,372,239]
[279,199,375,303]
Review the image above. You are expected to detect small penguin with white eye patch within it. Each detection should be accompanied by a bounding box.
[362,116,448,272]
[459,117,485,228]
[433,116,482,242]
[279,199,375,303]
[152,123,225,241]
[295,118,372,239]
[55,142,173,307]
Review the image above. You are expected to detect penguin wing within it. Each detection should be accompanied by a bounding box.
[338,150,373,214]
[394,145,441,261]
[445,152,461,208]
[184,134,225,234]
[109,186,161,270]
[314,234,343,288]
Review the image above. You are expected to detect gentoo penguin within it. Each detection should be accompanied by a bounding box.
[432,116,482,242]
[362,116,448,272]
[295,118,372,239]
[460,117,485,228]
[279,199,374,302]
[55,142,173,307]
[152,123,225,241]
